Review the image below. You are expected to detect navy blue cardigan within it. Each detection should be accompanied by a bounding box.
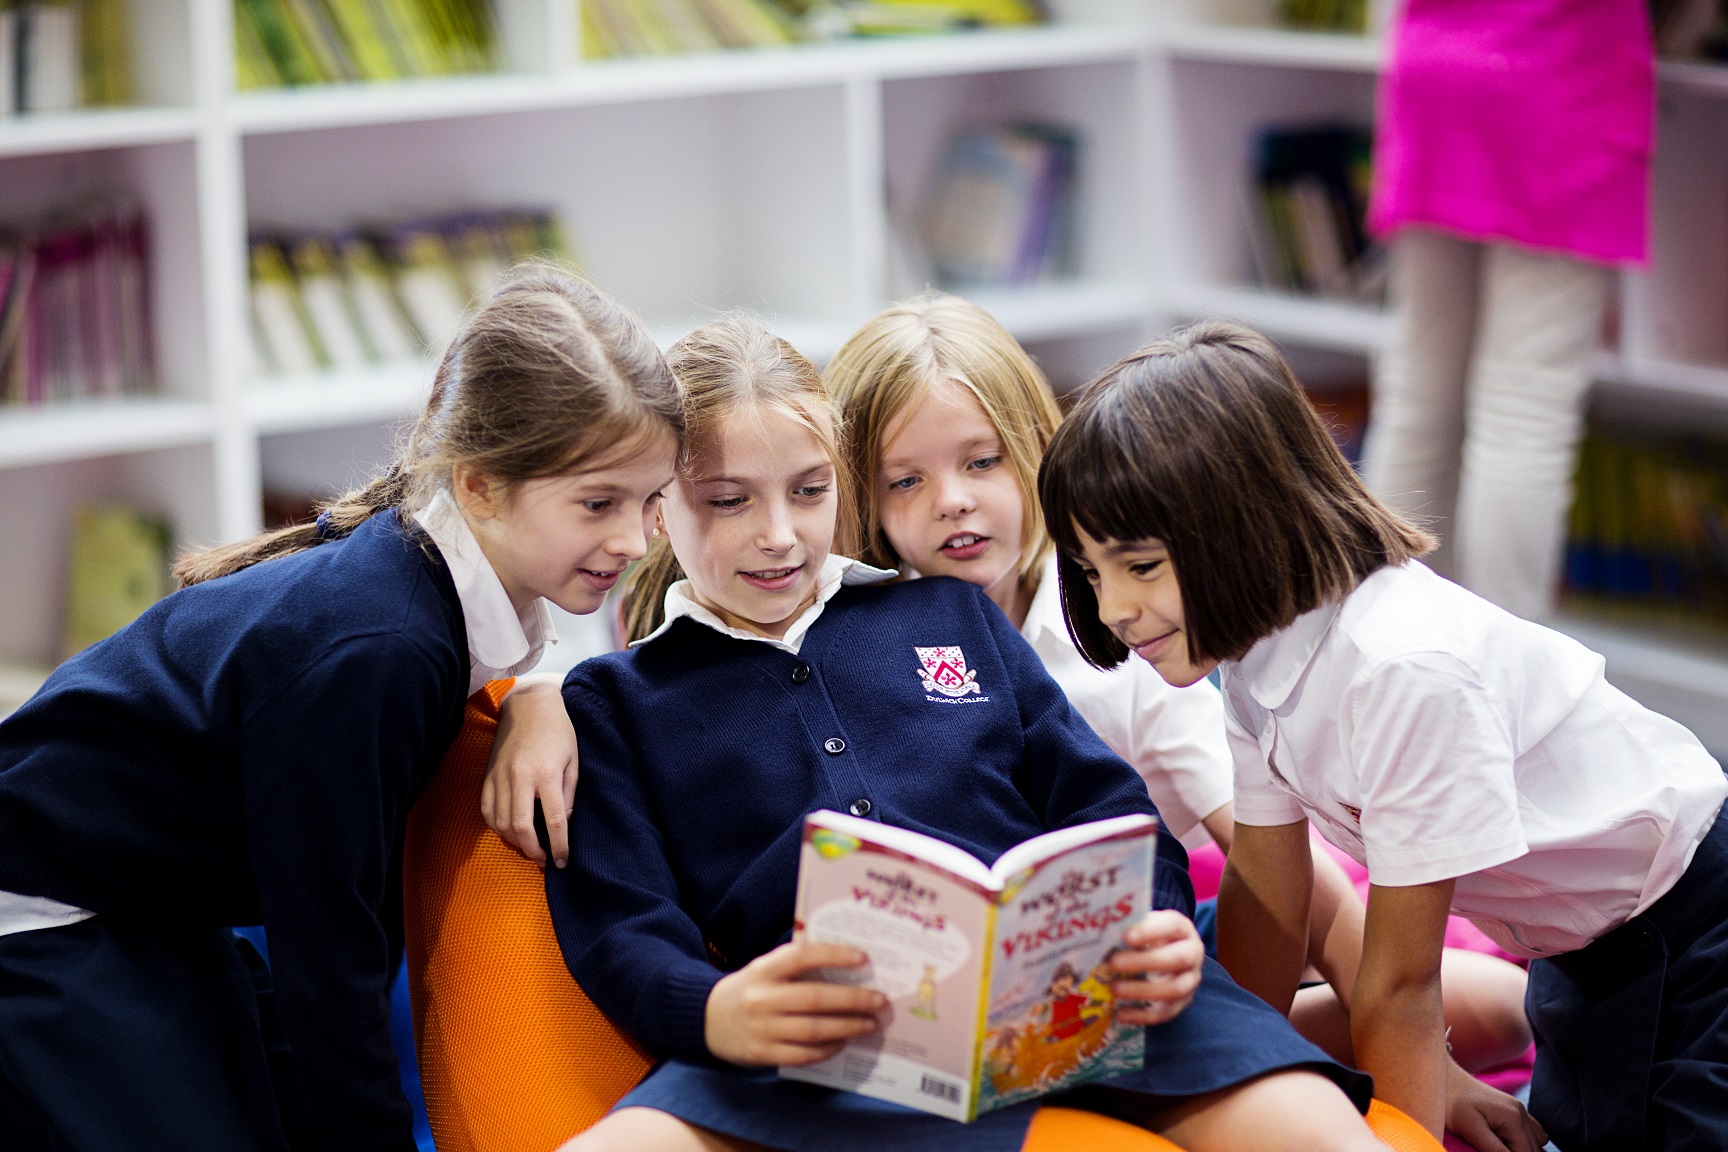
[0,510,468,1152]
[548,575,1191,1063]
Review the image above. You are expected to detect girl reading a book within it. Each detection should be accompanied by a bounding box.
[1037,320,1728,1152]
[546,314,1385,1152]
[822,292,1532,1089]
[0,266,682,1152]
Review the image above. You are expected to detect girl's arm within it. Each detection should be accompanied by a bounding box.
[1352,880,1453,1139]
[1215,818,1312,1014]
[484,672,578,867]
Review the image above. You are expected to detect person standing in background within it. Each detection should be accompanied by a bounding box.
[1360,0,1654,620]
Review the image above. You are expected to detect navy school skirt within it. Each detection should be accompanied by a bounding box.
[1528,799,1728,1152]
[616,955,1373,1152]
[0,918,294,1152]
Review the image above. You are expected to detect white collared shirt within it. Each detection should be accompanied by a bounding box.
[632,554,897,656]
[1223,560,1728,959]
[1020,555,1232,850]
[414,490,558,695]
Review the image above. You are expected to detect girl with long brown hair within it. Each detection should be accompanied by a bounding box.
[0,265,681,1152]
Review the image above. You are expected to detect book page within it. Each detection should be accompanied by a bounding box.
[975,826,1156,1115]
[781,818,993,1121]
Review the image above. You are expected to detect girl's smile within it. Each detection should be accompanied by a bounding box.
[740,563,804,592]
[939,532,992,561]
[1073,527,1218,689]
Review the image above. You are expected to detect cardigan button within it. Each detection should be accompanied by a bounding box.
[823,737,846,755]
[791,663,811,684]
[849,798,872,817]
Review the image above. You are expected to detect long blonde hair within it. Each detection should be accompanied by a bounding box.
[175,264,681,587]
[825,291,1061,581]
[620,314,856,643]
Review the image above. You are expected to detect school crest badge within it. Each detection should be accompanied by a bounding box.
[916,646,981,697]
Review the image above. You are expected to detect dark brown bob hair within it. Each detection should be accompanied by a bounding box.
[1038,320,1434,670]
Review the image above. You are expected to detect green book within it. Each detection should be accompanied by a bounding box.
[62,504,172,659]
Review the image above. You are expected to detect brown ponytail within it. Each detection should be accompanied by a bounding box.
[619,314,853,643]
[175,263,682,587]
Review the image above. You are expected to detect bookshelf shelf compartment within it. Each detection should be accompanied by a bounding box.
[0,400,216,471]
[0,108,202,160]
[964,281,1154,343]
[1552,610,1728,754]
[1165,284,1392,353]
[246,366,434,436]
[231,26,1147,138]
[1164,25,1382,72]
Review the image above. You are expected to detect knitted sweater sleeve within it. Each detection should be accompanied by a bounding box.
[241,633,442,1152]
[547,676,723,1062]
[977,589,1196,917]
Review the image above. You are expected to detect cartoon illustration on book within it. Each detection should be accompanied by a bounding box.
[1042,962,1098,1042]
[909,963,940,1021]
[786,811,1156,1120]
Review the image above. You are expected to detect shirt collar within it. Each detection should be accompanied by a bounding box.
[413,489,557,681]
[1222,595,1343,711]
[1019,553,1066,646]
[631,553,898,656]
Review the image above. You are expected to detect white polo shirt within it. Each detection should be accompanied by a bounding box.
[1021,556,1233,851]
[1224,560,1728,959]
[414,489,558,695]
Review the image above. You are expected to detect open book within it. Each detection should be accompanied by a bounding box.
[781,810,1158,1121]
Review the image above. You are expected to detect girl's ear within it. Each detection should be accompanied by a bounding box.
[451,462,503,521]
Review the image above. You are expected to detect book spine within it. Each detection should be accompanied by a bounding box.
[967,898,999,1123]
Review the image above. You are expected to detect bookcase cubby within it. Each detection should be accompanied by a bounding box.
[2,0,1727,749]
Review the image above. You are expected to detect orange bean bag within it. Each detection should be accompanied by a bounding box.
[403,681,1441,1152]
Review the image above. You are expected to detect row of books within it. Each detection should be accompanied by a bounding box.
[1564,431,1728,619]
[1245,124,1385,306]
[1275,0,1366,33]
[234,0,498,88]
[919,123,1079,290]
[248,207,569,378]
[1651,0,1728,61]
[1,208,154,408]
[581,0,794,58]
[2,0,132,115]
[582,0,1041,60]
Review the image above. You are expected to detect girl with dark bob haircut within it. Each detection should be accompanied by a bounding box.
[1038,320,1431,672]
[1038,320,1728,1152]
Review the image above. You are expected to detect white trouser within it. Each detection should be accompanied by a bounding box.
[1361,228,1611,620]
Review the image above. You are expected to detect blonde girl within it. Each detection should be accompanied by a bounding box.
[0,266,681,1152]
[824,294,1531,1099]
[1038,320,1728,1152]
[544,314,1382,1152]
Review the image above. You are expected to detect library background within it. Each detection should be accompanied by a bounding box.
[0,0,1725,764]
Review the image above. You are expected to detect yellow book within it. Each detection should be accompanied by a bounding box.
[62,504,172,659]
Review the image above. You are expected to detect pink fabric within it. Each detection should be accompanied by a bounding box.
[1190,835,1535,1092]
[1368,0,1654,265]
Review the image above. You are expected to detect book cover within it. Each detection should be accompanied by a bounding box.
[63,503,172,659]
[783,810,1156,1121]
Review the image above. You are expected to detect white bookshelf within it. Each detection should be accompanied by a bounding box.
[4,1,1728,747]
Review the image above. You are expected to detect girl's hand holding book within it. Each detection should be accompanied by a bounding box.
[706,942,888,1067]
[484,674,579,869]
[1108,911,1204,1027]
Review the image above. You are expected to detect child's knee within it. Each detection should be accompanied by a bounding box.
[558,1107,735,1152]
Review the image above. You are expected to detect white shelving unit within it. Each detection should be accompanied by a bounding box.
[5,0,1728,747]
